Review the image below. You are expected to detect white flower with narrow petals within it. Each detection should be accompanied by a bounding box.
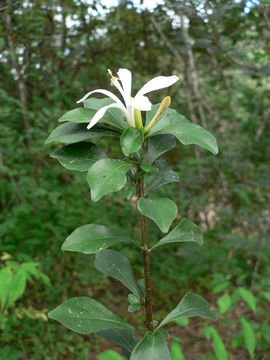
[77,68,179,129]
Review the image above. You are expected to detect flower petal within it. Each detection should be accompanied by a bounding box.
[117,68,132,99]
[77,89,124,108]
[87,103,127,129]
[132,95,152,111]
[136,75,179,97]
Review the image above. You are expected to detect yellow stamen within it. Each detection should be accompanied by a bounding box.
[144,96,171,133]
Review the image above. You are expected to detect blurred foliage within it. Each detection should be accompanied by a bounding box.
[0,0,269,359]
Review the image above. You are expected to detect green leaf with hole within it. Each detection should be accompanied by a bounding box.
[51,142,106,171]
[157,293,218,329]
[59,107,96,123]
[48,297,133,334]
[87,159,133,201]
[95,250,140,298]
[138,197,177,233]
[148,109,218,155]
[45,122,120,144]
[120,128,144,156]
[130,331,171,360]
[145,134,176,165]
[62,224,133,254]
[153,218,203,249]
[240,317,255,359]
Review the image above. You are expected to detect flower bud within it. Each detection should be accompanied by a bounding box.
[144,96,171,133]
[134,108,143,129]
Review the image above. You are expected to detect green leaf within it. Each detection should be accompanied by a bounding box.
[171,339,185,360]
[174,317,189,327]
[87,159,133,202]
[62,224,133,254]
[51,142,106,171]
[217,293,231,315]
[157,293,218,329]
[0,268,12,309]
[84,97,128,130]
[130,331,171,360]
[128,303,141,313]
[120,128,144,156]
[128,294,139,304]
[240,318,256,359]
[45,122,120,144]
[59,107,96,123]
[7,270,26,307]
[153,218,203,249]
[238,288,256,312]
[145,134,176,165]
[48,297,133,334]
[205,326,228,360]
[148,109,218,155]
[97,329,138,358]
[98,351,124,360]
[94,250,140,298]
[145,160,179,195]
[138,197,177,233]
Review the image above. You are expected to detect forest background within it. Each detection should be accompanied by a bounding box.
[0,0,270,359]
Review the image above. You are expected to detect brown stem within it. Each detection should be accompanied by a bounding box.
[137,176,153,331]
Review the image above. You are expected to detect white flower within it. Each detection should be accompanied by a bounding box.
[77,68,179,129]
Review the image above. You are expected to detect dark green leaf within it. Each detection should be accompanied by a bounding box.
[153,218,203,249]
[148,109,218,155]
[130,331,171,360]
[157,293,218,329]
[62,224,133,254]
[145,134,176,165]
[97,329,138,358]
[95,250,140,298]
[138,197,177,233]
[59,107,96,123]
[145,160,179,195]
[120,128,144,157]
[51,142,106,171]
[45,122,120,144]
[87,159,133,202]
[48,297,133,334]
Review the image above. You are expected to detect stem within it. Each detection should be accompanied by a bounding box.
[137,176,153,331]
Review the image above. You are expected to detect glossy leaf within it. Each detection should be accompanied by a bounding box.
[157,293,218,329]
[97,329,138,358]
[51,142,106,171]
[145,160,179,195]
[95,250,140,298]
[153,218,203,249]
[62,224,133,254]
[48,297,133,334]
[171,339,185,360]
[87,159,133,202]
[240,317,255,359]
[138,197,177,233]
[84,97,128,130]
[145,134,176,165]
[120,128,144,156]
[45,122,120,144]
[148,109,218,155]
[59,107,96,123]
[130,331,171,360]
[205,326,228,360]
